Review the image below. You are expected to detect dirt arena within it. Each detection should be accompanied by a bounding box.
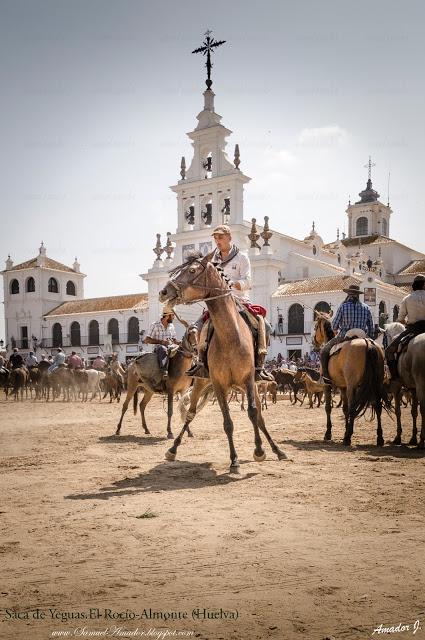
[1,392,424,640]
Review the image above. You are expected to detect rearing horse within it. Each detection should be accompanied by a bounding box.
[159,251,287,472]
[313,311,391,446]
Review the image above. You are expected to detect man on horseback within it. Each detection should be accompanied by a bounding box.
[320,284,374,384]
[109,352,126,386]
[48,347,66,374]
[185,224,272,381]
[143,305,178,380]
[385,274,425,378]
[9,347,24,369]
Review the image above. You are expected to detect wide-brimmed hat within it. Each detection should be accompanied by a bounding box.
[342,284,364,295]
[413,273,425,284]
[161,302,175,317]
[211,224,231,236]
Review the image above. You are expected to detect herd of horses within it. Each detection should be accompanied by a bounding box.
[0,361,123,403]
[2,250,424,471]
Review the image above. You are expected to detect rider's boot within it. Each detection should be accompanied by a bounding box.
[255,353,274,382]
[185,348,210,379]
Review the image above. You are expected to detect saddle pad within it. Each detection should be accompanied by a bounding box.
[345,328,366,339]
[202,302,267,322]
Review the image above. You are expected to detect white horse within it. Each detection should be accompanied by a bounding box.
[384,322,425,447]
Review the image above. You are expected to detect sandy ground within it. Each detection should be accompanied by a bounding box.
[0,391,424,640]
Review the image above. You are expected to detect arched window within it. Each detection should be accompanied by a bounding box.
[393,305,399,322]
[127,316,140,343]
[88,320,99,345]
[381,218,388,236]
[312,245,317,255]
[52,323,63,348]
[70,321,81,346]
[48,277,59,293]
[356,216,368,236]
[66,280,76,296]
[26,277,35,292]
[10,279,19,294]
[314,301,331,315]
[107,318,119,344]
[288,304,304,334]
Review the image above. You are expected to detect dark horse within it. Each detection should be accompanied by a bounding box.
[159,251,288,472]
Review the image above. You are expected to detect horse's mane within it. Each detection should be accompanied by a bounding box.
[167,250,230,287]
[168,250,204,277]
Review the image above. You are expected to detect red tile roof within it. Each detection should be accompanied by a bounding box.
[273,275,361,296]
[45,293,148,316]
[5,256,77,273]
[396,259,425,276]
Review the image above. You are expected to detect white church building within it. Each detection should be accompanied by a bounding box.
[2,61,425,363]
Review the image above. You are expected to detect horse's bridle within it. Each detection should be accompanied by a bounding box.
[167,257,233,306]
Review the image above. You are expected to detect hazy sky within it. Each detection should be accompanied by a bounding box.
[1,0,424,340]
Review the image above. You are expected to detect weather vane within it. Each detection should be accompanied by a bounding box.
[192,30,226,89]
[364,155,376,181]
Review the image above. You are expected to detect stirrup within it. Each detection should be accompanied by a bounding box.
[185,363,210,379]
[255,368,274,382]
[318,375,332,386]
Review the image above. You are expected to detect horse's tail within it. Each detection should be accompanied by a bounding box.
[351,342,392,419]
[178,384,214,422]
[133,389,139,415]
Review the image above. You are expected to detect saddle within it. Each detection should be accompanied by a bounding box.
[329,329,368,358]
[396,327,425,355]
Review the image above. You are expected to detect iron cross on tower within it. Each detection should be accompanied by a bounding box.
[364,155,376,181]
[192,30,226,89]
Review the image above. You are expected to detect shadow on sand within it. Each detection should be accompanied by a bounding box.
[65,460,258,501]
[282,438,425,459]
[99,434,168,445]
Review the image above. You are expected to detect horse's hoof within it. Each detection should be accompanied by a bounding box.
[165,450,176,461]
[377,439,384,447]
[391,437,402,446]
[342,438,351,446]
[144,430,151,435]
[187,430,194,438]
[229,464,240,474]
[253,451,266,462]
[324,432,332,441]
[277,450,288,461]
[115,430,120,436]
[417,441,425,450]
[167,432,174,440]
[408,438,418,446]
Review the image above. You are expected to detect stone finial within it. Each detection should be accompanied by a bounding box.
[260,216,273,247]
[234,144,240,169]
[5,254,13,270]
[39,241,46,256]
[153,234,164,261]
[73,257,80,273]
[248,218,261,249]
[164,232,174,260]
[180,156,186,180]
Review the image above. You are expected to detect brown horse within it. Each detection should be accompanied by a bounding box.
[116,327,198,438]
[159,251,287,472]
[313,312,391,446]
